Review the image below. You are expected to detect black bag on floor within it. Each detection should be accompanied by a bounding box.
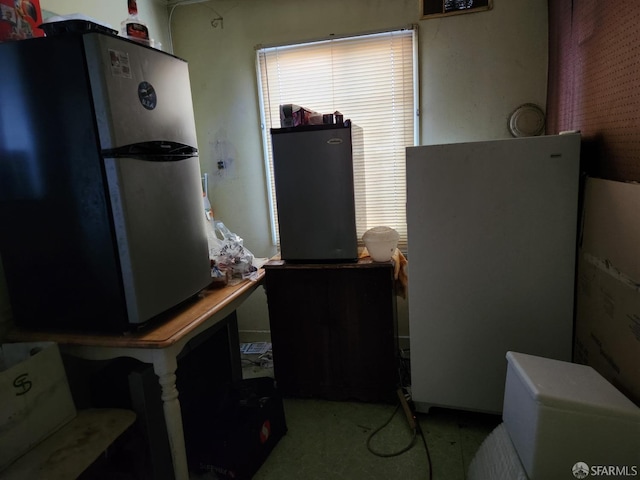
[183,376,287,479]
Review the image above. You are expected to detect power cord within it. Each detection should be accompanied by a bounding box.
[366,393,417,458]
[418,421,433,480]
[401,387,434,480]
[366,349,433,480]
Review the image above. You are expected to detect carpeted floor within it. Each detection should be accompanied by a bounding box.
[236,349,500,480]
[251,397,499,480]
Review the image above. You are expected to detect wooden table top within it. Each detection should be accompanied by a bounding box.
[7,270,264,349]
[264,257,392,269]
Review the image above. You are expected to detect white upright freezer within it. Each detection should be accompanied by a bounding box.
[406,133,581,414]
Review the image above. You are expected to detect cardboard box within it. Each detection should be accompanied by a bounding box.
[0,0,44,42]
[0,342,77,470]
[574,177,640,405]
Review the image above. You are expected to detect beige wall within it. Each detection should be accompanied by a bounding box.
[170,0,548,342]
[0,0,548,345]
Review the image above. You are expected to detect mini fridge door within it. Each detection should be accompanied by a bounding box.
[83,33,198,150]
[271,125,358,262]
[104,155,211,324]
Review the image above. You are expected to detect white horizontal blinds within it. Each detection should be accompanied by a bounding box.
[257,28,415,251]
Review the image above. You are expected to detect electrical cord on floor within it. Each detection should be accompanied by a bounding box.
[417,420,433,480]
[366,355,419,457]
[366,401,417,458]
[401,388,434,480]
[394,349,434,480]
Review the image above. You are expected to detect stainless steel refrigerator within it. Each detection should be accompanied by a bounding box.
[270,124,360,262]
[0,32,211,332]
[406,133,581,414]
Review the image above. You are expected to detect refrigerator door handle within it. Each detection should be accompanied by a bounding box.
[103,141,198,160]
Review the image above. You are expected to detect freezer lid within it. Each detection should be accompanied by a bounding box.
[83,33,198,150]
[506,352,640,420]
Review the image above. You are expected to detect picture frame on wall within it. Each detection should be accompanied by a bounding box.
[421,0,493,19]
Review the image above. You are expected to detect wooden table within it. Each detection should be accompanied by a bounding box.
[7,271,264,480]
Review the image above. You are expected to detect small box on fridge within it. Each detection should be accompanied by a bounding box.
[0,0,44,42]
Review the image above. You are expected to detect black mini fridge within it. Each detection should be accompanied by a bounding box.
[270,123,361,262]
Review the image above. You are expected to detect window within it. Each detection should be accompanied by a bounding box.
[256,27,418,251]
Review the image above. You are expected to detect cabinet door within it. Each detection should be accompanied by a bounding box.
[331,266,398,402]
[264,268,335,397]
[264,263,398,402]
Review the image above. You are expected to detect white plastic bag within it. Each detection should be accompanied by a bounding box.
[207,220,256,278]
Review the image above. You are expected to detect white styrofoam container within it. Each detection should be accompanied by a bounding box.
[503,351,640,480]
[0,342,76,471]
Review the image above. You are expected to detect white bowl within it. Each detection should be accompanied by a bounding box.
[363,226,399,262]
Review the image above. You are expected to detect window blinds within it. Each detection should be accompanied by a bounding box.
[257,27,417,251]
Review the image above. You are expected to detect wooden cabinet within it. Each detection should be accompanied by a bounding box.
[263,259,398,403]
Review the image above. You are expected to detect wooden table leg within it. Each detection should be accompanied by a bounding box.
[153,354,189,480]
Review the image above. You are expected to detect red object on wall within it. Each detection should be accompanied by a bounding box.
[0,0,44,42]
